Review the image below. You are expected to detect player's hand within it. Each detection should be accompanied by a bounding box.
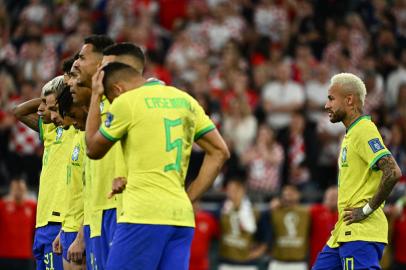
[67,236,85,264]
[52,232,62,254]
[91,68,105,97]
[108,177,127,199]
[343,206,368,225]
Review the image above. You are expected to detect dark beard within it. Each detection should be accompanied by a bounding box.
[330,108,346,123]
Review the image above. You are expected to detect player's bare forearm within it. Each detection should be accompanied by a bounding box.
[187,130,230,202]
[369,155,402,210]
[85,93,102,156]
[12,98,41,131]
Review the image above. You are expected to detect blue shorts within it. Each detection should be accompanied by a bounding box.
[60,231,77,261]
[106,223,194,270]
[84,225,96,270]
[92,208,117,269]
[312,241,385,270]
[33,223,64,270]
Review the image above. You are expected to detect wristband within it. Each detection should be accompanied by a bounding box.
[362,203,373,215]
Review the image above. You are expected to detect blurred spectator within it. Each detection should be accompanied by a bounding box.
[291,43,318,83]
[305,63,330,122]
[388,123,406,176]
[218,176,268,269]
[309,186,338,268]
[19,0,48,26]
[391,194,406,270]
[6,80,41,187]
[268,185,310,270]
[189,201,219,270]
[0,178,36,270]
[386,47,406,109]
[222,95,257,157]
[363,70,385,114]
[241,124,284,195]
[262,63,305,130]
[278,112,318,190]
[315,114,345,190]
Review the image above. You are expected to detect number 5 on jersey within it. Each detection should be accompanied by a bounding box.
[164,118,183,173]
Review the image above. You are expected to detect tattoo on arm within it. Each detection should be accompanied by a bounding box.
[19,114,39,132]
[369,155,401,210]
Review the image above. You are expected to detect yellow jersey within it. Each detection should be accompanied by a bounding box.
[36,119,75,228]
[87,96,126,237]
[62,130,85,232]
[327,116,391,247]
[99,81,215,227]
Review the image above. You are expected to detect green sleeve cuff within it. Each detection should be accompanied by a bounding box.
[369,150,392,170]
[99,127,120,142]
[194,124,216,141]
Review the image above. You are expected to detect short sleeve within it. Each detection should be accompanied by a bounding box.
[355,124,391,169]
[99,96,131,142]
[193,99,215,141]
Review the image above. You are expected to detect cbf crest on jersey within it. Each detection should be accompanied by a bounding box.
[55,127,63,143]
[72,144,80,161]
[341,146,348,167]
[105,112,114,128]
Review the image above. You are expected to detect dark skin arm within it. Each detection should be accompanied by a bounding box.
[343,155,402,224]
[12,98,41,132]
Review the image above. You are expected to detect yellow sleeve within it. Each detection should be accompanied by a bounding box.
[192,99,215,141]
[99,96,131,142]
[355,124,391,169]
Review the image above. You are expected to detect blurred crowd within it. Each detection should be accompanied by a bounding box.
[0,0,406,268]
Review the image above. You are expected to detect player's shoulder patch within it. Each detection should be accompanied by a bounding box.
[368,138,384,153]
[105,112,114,128]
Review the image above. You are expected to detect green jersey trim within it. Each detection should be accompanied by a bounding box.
[143,81,162,87]
[194,124,216,141]
[38,117,44,142]
[99,127,120,142]
[369,150,392,169]
[347,115,371,133]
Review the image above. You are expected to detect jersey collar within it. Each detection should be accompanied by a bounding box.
[346,115,371,133]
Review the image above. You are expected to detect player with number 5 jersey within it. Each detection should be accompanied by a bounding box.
[85,59,230,270]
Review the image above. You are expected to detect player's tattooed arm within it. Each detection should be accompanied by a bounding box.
[343,155,401,225]
[12,98,41,132]
[369,155,402,210]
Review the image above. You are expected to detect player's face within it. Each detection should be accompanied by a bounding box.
[38,93,52,124]
[73,44,101,87]
[71,78,92,106]
[325,84,346,123]
[46,93,71,129]
[66,106,87,131]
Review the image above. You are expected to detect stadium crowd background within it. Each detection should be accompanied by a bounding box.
[0,0,405,269]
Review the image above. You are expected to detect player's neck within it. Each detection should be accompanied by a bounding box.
[343,110,362,129]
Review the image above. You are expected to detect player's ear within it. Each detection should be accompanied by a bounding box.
[346,94,354,106]
[112,83,124,95]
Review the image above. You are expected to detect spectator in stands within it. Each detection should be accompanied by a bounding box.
[268,185,310,270]
[222,94,257,157]
[262,62,305,131]
[241,124,284,195]
[0,178,36,270]
[305,63,331,122]
[386,47,406,109]
[364,70,385,114]
[309,186,338,268]
[278,111,318,191]
[218,175,268,270]
[391,194,406,270]
[189,201,219,270]
[388,123,406,176]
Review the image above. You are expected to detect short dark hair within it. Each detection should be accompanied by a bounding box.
[58,85,73,117]
[102,62,139,95]
[103,43,145,71]
[84,35,114,54]
[62,57,76,74]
